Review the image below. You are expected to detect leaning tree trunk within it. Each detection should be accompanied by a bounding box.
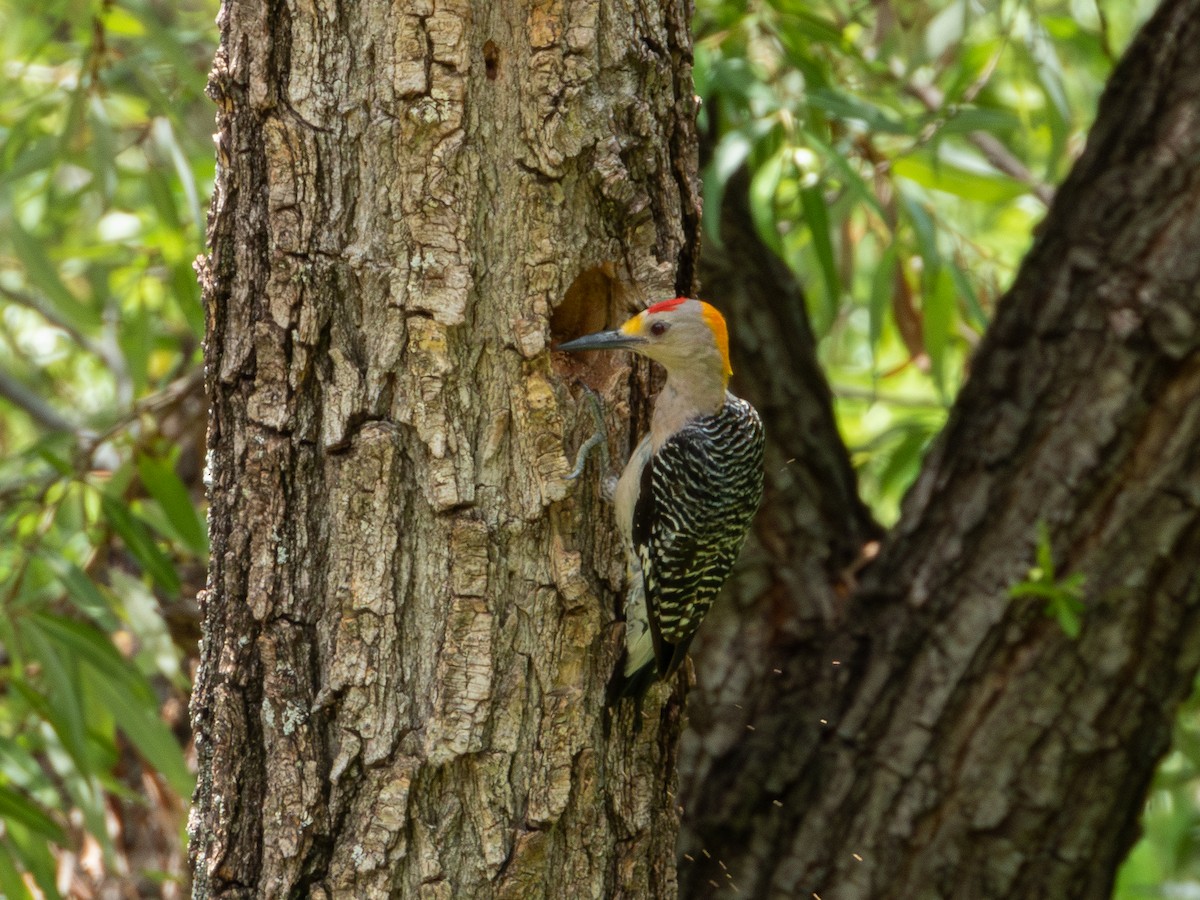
[190,0,700,896]
[680,1,1200,897]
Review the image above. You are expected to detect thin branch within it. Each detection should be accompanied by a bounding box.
[830,383,949,410]
[0,282,131,388]
[968,130,1057,206]
[905,81,1057,206]
[0,366,77,433]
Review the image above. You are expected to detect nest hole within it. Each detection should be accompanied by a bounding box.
[551,263,623,345]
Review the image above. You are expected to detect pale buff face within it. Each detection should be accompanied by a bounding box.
[555,298,734,443]
[618,299,732,387]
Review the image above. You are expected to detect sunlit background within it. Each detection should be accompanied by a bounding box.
[0,0,1188,895]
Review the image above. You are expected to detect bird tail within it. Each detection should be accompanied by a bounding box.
[623,601,655,678]
[606,568,696,702]
[606,579,658,703]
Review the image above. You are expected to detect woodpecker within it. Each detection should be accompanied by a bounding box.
[558,298,764,690]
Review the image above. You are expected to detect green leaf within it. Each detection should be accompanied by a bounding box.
[773,29,835,90]
[869,244,898,369]
[57,67,89,152]
[800,127,887,220]
[137,452,207,554]
[145,165,183,232]
[898,186,941,303]
[31,614,150,694]
[1048,588,1085,638]
[0,786,65,844]
[748,146,787,255]
[800,184,839,330]
[7,219,99,332]
[1008,523,1087,638]
[766,5,844,45]
[0,137,58,191]
[153,117,204,238]
[100,5,147,37]
[923,268,957,396]
[0,736,51,797]
[118,290,153,396]
[949,260,988,331]
[806,87,909,134]
[874,422,935,500]
[1036,521,1056,578]
[88,97,118,202]
[702,130,753,247]
[173,259,205,337]
[893,154,1028,203]
[925,0,972,60]
[20,624,90,773]
[31,443,75,477]
[99,493,181,594]
[107,569,183,685]
[1026,22,1072,125]
[88,664,193,797]
[702,57,766,107]
[933,107,1020,135]
[0,839,33,900]
[51,559,119,629]
[5,822,61,900]
[32,614,191,794]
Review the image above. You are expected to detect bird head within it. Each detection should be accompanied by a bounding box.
[556,298,733,387]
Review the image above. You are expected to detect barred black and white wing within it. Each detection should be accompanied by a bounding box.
[630,394,764,680]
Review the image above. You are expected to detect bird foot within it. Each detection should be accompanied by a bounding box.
[600,474,618,503]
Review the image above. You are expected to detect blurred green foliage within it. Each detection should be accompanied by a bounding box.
[694,0,1157,522]
[1120,712,1200,899]
[0,0,214,893]
[0,0,1197,895]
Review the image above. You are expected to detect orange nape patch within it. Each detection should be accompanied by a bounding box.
[699,302,733,380]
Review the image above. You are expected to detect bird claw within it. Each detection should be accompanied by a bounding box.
[565,385,609,480]
[600,474,618,503]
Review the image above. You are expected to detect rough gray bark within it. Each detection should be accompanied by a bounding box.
[680,1,1200,897]
[190,0,700,896]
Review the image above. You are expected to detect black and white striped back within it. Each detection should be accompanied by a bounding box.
[631,393,765,677]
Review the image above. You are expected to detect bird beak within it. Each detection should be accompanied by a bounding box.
[555,329,646,353]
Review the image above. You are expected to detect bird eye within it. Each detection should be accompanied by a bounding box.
[650,320,669,337]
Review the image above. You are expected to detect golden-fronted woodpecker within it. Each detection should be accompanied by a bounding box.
[558,298,765,690]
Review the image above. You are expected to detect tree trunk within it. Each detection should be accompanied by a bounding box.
[190,0,700,896]
[680,1,1200,897]
[678,163,882,893]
